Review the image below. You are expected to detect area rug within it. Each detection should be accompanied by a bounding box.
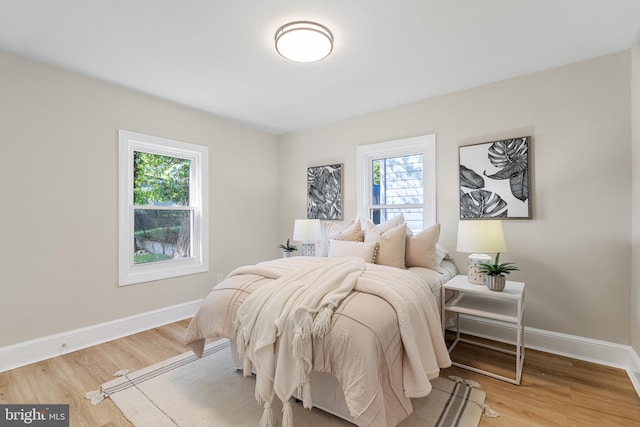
[86,340,494,426]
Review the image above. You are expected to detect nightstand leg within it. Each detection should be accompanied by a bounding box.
[515,299,524,385]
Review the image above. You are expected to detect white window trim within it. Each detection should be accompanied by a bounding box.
[118,130,209,286]
[356,134,436,227]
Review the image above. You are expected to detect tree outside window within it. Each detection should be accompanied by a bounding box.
[133,152,192,264]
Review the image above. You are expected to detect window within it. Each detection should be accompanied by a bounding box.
[357,135,436,233]
[118,130,208,286]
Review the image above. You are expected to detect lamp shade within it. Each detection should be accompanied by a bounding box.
[293,219,322,242]
[457,220,506,254]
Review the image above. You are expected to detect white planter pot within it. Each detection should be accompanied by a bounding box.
[485,274,506,291]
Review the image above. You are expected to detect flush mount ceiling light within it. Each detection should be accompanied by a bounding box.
[275,21,334,63]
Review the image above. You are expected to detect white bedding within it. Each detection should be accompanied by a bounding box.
[185,257,457,426]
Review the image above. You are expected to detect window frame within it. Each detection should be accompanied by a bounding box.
[118,130,209,286]
[356,134,436,231]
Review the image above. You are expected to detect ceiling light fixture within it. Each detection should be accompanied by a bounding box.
[275,21,334,63]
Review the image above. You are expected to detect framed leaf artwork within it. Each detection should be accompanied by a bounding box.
[307,163,343,220]
[459,137,531,219]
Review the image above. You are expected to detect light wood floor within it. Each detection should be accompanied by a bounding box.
[1,320,639,426]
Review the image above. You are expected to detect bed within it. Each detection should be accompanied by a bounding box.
[185,219,457,427]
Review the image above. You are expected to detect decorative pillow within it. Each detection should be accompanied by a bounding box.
[435,242,452,264]
[361,214,406,240]
[319,220,362,257]
[362,219,379,242]
[328,240,378,263]
[405,223,441,271]
[376,214,405,234]
[366,223,407,269]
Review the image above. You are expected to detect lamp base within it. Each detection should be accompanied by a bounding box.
[301,242,316,256]
[467,254,492,285]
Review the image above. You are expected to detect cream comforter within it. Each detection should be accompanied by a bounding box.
[185,256,452,427]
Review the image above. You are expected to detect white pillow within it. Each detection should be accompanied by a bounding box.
[328,240,378,263]
[362,219,379,242]
[435,242,452,264]
[405,223,441,271]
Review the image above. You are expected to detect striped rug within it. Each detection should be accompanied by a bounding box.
[88,340,493,426]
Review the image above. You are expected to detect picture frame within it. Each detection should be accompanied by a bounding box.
[459,136,531,219]
[307,163,343,220]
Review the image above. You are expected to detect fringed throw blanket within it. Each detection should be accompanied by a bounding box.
[234,257,365,427]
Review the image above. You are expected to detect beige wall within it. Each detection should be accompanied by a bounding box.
[278,52,632,344]
[0,51,279,347]
[0,47,634,350]
[632,37,640,353]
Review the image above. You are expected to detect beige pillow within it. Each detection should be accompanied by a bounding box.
[319,220,362,256]
[367,223,407,269]
[328,240,378,263]
[362,214,406,239]
[405,223,441,271]
[377,214,405,234]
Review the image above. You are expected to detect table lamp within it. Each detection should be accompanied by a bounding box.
[293,219,322,256]
[456,220,506,284]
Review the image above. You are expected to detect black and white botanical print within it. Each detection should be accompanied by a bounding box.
[307,164,343,220]
[459,137,531,219]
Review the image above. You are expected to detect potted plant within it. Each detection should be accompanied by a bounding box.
[478,253,519,291]
[278,238,297,258]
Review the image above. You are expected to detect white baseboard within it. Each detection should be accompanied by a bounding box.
[457,315,640,397]
[0,299,202,373]
[628,347,640,397]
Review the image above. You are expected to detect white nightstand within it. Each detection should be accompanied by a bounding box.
[442,274,525,385]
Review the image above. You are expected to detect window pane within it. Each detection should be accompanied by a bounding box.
[372,154,423,205]
[134,209,191,264]
[371,153,424,233]
[134,151,191,206]
[370,208,423,233]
